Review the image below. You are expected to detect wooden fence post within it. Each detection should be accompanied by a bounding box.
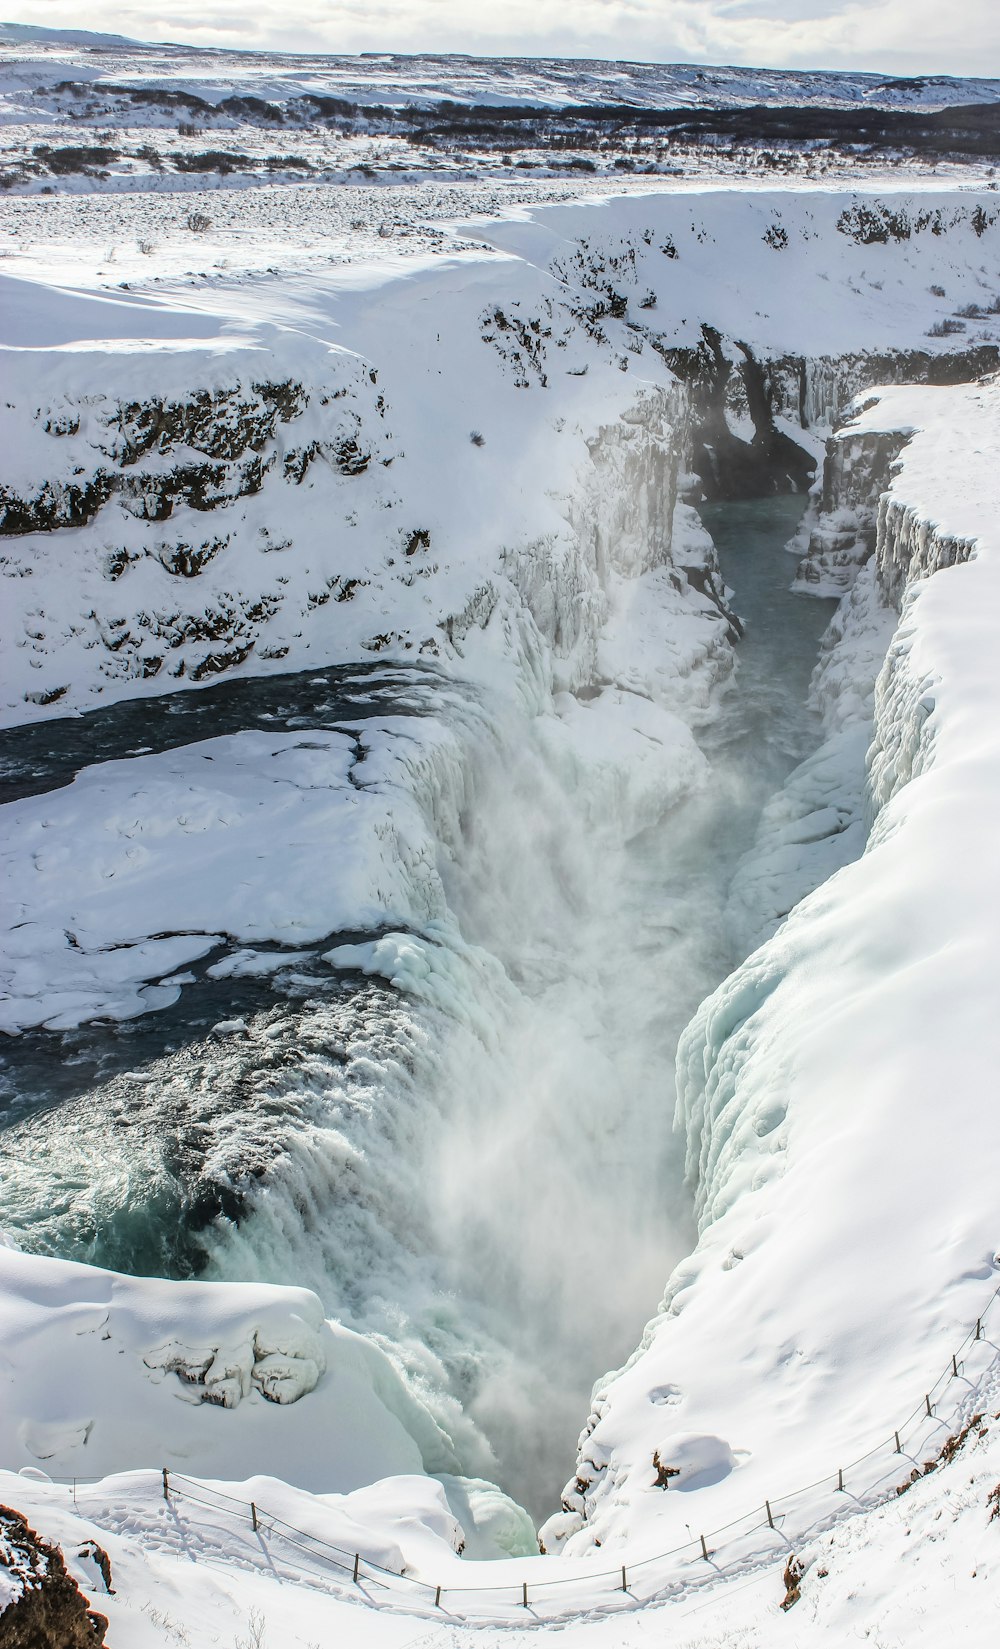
[894,1431,902,1454]
[700,1535,709,1561]
[766,1500,774,1529]
[251,1502,258,1533]
[353,1553,360,1584]
[621,1565,627,1592]
[522,1581,529,1608]
[161,1468,169,1502]
[435,1585,442,1608]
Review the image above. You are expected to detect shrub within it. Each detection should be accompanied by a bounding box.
[174,150,249,174]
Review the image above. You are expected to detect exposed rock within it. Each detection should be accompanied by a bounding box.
[0,1503,108,1648]
[654,324,815,499]
[652,1448,681,1488]
[780,1554,806,1611]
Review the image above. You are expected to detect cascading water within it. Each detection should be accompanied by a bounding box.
[0,493,839,1521]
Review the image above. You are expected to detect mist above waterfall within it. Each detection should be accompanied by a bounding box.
[0,492,842,1519]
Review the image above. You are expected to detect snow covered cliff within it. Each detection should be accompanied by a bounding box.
[549,371,1000,1559]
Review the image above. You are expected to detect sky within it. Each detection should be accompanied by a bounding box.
[3,0,999,78]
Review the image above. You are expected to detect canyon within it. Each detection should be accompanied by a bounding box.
[2,39,1000,1642]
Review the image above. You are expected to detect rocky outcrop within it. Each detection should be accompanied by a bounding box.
[865,497,976,826]
[0,342,396,706]
[0,1505,107,1648]
[792,425,911,594]
[652,335,1000,504]
[0,378,378,538]
[797,344,1000,429]
[874,494,976,611]
[653,325,816,499]
[794,370,987,597]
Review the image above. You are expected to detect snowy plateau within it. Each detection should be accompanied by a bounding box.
[3,25,1000,1649]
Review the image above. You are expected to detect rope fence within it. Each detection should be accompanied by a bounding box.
[44,1274,1000,1623]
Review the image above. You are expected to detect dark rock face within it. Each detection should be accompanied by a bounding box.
[0,1504,108,1649]
[656,325,816,499]
[655,330,1000,502]
[0,382,296,538]
[0,377,382,540]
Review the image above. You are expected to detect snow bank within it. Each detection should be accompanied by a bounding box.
[0,1242,469,1493]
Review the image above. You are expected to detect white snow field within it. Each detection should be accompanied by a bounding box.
[3,73,1000,1644]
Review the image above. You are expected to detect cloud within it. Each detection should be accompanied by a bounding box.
[7,0,1000,77]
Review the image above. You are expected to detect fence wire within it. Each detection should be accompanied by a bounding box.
[39,1277,1000,1623]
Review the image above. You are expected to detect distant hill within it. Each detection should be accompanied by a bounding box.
[0,20,139,47]
[1,27,998,114]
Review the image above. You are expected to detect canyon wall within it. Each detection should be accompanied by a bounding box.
[548,373,1000,1558]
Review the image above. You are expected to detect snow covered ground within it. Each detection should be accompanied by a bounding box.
[3,1350,1000,1643]
[3,30,1000,198]
[4,76,1000,1644]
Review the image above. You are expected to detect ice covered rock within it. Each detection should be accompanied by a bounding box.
[435,1474,538,1558]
